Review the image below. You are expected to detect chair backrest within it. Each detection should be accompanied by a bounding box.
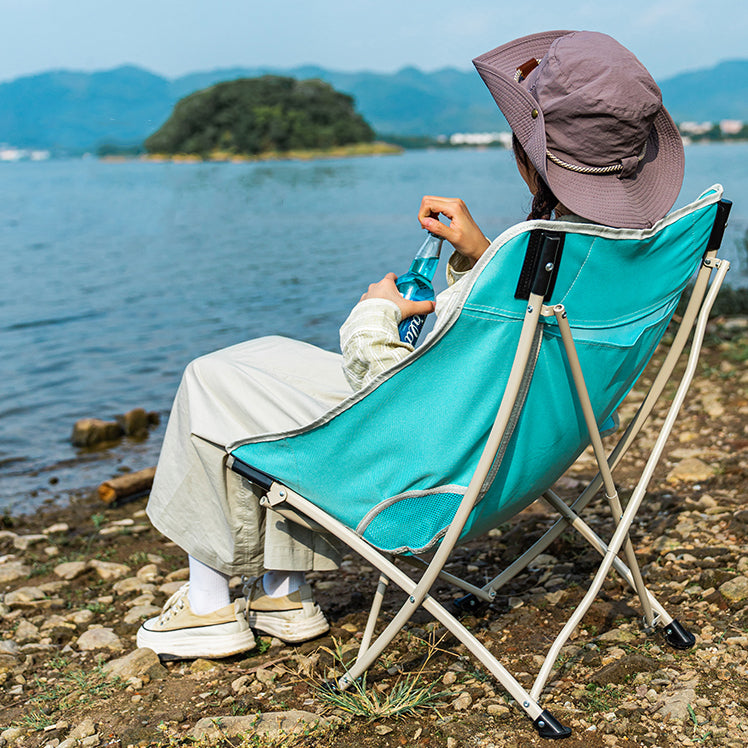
[231,186,725,554]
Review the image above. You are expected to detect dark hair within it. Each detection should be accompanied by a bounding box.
[512,134,558,221]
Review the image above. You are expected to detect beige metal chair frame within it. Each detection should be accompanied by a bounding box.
[230,200,732,739]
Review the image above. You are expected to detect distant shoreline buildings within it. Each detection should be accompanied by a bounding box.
[0,144,50,162]
[445,120,747,150]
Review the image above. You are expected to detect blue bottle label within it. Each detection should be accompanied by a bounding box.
[399,314,426,346]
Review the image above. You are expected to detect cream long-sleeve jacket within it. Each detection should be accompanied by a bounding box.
[339,250,474,391]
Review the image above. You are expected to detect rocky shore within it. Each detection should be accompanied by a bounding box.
[0,318,746,748]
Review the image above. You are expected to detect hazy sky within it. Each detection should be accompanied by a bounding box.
[0,0,745,83]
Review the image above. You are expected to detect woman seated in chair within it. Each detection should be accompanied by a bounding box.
[137,30,685,659]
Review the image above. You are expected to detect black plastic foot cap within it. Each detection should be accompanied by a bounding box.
[452,593,490,616]
[663,619,696,650]
[534,710,572,739]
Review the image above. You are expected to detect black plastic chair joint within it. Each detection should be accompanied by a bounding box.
[229,457,276,492]
[705,199,732,252]
[452,592,490,617]
[515,230,565,302]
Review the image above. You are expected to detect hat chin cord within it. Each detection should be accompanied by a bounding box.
[546,141,647,177]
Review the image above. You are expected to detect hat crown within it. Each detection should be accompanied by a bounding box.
[527,31,663,167]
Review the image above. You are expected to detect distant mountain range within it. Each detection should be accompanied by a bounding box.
[1,60,746,154]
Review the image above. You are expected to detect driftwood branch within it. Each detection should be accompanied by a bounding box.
[98,466,156,504]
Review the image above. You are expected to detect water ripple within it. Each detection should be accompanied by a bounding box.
[2,310,103,332]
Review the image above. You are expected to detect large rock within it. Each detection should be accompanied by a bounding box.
[54,561,88,580]
[12,534,47,551]
[191,711,328,741]
[123,604,161,624]
[0,640,20,657]
[719,576,748,603]
[71,418,124,447]
[4,586,47,605]
[451,692,473,710]
[658,683,697,721]
[0,560,30,583]
[112,576,155,596]
[597,627,638,644]
[103,648,167,681]
[117,407,156,438]
[666,457,714,483]
[68,717,97,740]
[76,627,123,652]
[14,619,40,644]
[88,559,130,581]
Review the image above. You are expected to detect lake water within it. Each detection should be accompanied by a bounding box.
[1,145,746,513]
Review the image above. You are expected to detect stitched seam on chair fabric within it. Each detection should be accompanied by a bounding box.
[460,305,525,320]
[540,302,678,350]
[381,527,450,556]
[557,238,594,307]
[355,484,467,536]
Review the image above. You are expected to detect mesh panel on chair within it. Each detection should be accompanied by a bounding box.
[358,488,465,554]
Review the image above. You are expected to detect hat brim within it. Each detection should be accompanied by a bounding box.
[546,107,685,228]
[472,31,685,228]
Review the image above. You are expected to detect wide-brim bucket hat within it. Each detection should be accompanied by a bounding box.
[473,31,684,228]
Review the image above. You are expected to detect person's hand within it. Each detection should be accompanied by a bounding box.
[360,273,436,320]
[417,196,490,267]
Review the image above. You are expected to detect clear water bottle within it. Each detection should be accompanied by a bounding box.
[396,232,443,346]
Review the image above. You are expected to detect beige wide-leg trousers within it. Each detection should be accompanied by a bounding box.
[146,336,353,577]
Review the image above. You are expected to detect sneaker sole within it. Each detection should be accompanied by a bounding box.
[136,626,256,660]
[248,608,329,643]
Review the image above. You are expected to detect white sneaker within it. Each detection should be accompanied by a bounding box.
[243,577,329,644]
[136,583,256,660]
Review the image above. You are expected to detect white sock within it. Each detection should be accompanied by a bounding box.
[262,570,305,598]
[187,555,231,615]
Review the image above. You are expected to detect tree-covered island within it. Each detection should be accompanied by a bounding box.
[144,75,396,160]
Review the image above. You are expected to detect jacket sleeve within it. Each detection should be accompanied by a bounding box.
[339,251,475,391]
[339,298,413,391]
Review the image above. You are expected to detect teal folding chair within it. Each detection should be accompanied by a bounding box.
[228,186,731,738]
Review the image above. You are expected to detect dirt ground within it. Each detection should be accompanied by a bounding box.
[0,318,746,748]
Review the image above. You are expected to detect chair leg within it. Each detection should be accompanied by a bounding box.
[358,574,389,658]
[541,491,672,624]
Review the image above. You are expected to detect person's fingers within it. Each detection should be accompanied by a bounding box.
[360,273,405,303]
[401,298,436,318]
[418,195,459,233]
[417,195,490,263]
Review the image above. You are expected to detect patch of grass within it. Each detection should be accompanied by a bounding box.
[231,701,254,716]
[85,600,115,614]
[583,682,621,715]
[255,637,271,655]
[312,638,448,720]
[28,560,54,577]
[726,342,748,363]
[128,550,150,565]
[48,655,71,671]
[25,665,125,720]
[16,709,56,731]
